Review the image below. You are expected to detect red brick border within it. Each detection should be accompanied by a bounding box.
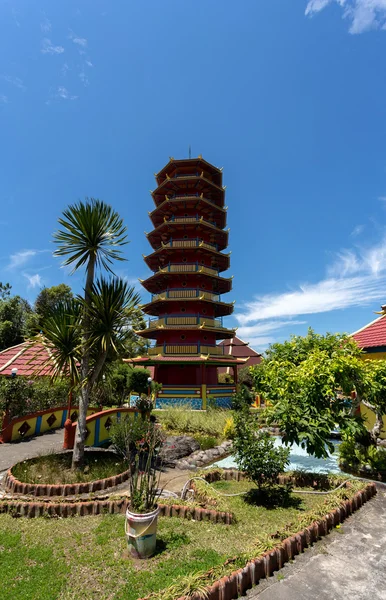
[0,497,233,523]
[150,482,376,600]
[4,467,131,496]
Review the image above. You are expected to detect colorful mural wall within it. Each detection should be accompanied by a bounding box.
[0,406,98,443]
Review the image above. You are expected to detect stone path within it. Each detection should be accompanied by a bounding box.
[244,485,386,600]
[0,428,65,473]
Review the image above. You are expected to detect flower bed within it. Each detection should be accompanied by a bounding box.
[5,451,130,496]
[0,469,377,600]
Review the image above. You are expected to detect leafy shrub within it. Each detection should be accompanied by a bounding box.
[193,434,218,450]
[339,434,386,473]
[218,372,233,384]
[244,482,295,508]
[135,394,153,413]
[231,386,253,412]
[223,416,235,440]
[0,377,70,419]
[110,415,152,460]
[233,412,290,490]
[238,367,254,390]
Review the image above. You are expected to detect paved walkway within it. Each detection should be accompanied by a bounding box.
[245,486,386,600]
[0,429,65,472]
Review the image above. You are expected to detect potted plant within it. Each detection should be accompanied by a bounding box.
[110,416,164,558]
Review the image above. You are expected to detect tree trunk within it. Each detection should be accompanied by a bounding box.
[72,256,96,470]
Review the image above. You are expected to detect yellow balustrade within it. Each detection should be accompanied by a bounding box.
[147,317,223,328]
[147,344,223,356]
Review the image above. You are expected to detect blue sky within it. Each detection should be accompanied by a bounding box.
[1,0,386,352]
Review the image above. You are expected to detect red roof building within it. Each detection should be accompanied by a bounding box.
[0,342,54,377]
[352,305,386,358]
[218,336,262,374]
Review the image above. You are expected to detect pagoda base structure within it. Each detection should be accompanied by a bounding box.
[129,156,244,409]
[128,354,246,409]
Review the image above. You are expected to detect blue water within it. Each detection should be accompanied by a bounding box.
[213,438,342,474]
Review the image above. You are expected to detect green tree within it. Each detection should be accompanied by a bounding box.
[360,360,386,442]
[128,368,151,395]
[53,198,131,469]
[251,329,366,458]
[35,284,73,317]
[0,282,12,299]
[0,295,33,350]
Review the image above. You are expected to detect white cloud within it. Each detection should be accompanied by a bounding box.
[41,38,65,55]
[8,250,37,269]
[79,68,89,86]
[40,15,51,33]
[351,224,364,237]
[23,273,42,288]
[237,320,307,339]
[0,94,7,103]
[236,236,386,334]
[56,86,78,100]
[69,31,88,48]
[85,60,93,67]
[2,75,26,91]
[305,0,386,33]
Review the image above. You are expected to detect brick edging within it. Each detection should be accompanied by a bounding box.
[163,482,377,600]
[0,497,233,523]
[4,467,131,497]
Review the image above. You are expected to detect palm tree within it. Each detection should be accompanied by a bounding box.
[53,199,129,468]
[36,282,140,466]
[33,299,82,434]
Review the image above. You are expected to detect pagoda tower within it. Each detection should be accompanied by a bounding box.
[130,156,246,408]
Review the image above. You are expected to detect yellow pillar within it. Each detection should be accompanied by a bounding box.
[201,384,207,410]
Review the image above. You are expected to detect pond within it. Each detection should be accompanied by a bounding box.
[213,437,343,474]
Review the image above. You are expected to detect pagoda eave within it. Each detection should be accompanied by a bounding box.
[149,197,227,229]
[144,247,230,272]
[135,325,236,340]
[141,297,235,317]
[156,157,222,182]
[125,355,247,367]
[141,272,233,294]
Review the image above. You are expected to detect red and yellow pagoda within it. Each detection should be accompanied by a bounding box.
[130,156,246,408]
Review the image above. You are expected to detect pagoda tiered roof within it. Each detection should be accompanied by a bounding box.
[144,243,230,273]
[149,195,227,229]
[139,267,233,295]
[155,157,223,186]
[141,291,234,318]
[152,177,225,207]
[146,217,229,251]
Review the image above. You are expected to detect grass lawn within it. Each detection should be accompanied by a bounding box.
[0,475,364,600]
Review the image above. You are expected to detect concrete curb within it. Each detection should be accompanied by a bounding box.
[4,467,131,497]
[0,497,233,523]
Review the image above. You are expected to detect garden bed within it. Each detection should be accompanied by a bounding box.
[0,469,376,600]
[5,451,129,496]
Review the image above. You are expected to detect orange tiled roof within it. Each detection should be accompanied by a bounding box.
[352,314,386,350]
[0,341,54,376]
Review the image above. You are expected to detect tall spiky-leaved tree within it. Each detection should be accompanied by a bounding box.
[53,199,129,468]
